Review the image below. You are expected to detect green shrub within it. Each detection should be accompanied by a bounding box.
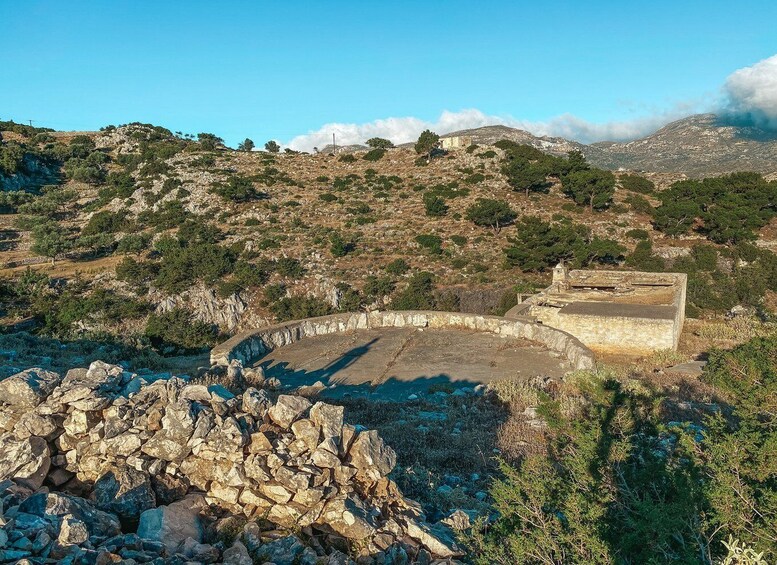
[466,198,516,233]
[390,271,436,310]
[619,173,655,193]
[423,193,449,217]
[385,258,409,275]
[145,308,218,351]
[415,234,443,255]
[362,148,386,162]
[319,193,338,203]
[270,295,333,322]
[338,154,357,163]
[276,257,304,278]
[211,175,266,202]
[625,228,649,240]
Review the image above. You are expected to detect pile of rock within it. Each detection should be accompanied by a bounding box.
[0,362,462,563]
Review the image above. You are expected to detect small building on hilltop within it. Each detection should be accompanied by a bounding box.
[507,265,687,355]
[439,135,473,150]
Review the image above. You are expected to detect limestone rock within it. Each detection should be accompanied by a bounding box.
[94,465,156,524]
[0,435,50,489]
[310,402,344,441]
[242,387,271,419]
[347,430,396,477]
[268,395,312,429]
[0,368,60,408]
[403,519,462,558]
[58,515,89,546]
[257,535,319,565]
[222,539,252,565]
[319,495,376,540]
[137,493,207,552]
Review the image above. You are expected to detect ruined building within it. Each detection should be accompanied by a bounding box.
[507,264,687,355]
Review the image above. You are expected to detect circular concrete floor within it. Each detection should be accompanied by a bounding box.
[254,327,570,400]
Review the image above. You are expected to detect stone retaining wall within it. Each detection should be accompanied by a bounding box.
[210,310,595,372]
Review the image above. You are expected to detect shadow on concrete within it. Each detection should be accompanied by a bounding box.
[256,335,486,402]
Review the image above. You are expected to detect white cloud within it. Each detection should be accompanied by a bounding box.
[724,54,777,128]
[285,54,777,151]
[285,108,691,152]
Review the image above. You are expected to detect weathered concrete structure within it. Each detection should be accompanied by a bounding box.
[507,266,687,355]
[439,136,473,150]
[211,310,595,372]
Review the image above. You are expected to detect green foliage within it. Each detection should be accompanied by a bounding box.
[497,142,560,197]
[275,257,305,279]
[338,153,357,163]
[145,308,218,351]
[385,258,409,275]
[619,173,655,194]
[653,173,777,243]
[115,257,159,288]
[319,192,338,203]
[390,271,437,310]
[423,193,449,217]
[197,132,223,150]
[697,336,777,560]
[264,140,280,153]
[450,234,467,246]
[82,210,132,236]
[362,148,386,162]
[116,232,152,255]
[468,375,708,564]
[31,221,71,263]
[0,190,34,213]
[414,130,440,160]
[211,175,266,202]
[238,138,255,151]
[363,275,395,299]
[625,240,666,272]
[426,181,469,199]
[465,198,516,233]
[561,168,616,211]
[365,137,394,149]
[329,232,355,257]
[415,234,443,255]
[270,295,333,322]
[625,228,649,240]
[150,229,235,294]
[624,193,654,215]
[505,216,624,271]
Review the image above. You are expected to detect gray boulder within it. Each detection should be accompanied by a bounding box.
[268,395,312,429]
[94,465,156,524]
[137,493,207,553]
[0,368,60,408]
[0,435,50,489]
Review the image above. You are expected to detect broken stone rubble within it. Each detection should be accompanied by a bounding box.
[0,361,464,563]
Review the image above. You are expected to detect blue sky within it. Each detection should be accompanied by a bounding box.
[2,1,776,148]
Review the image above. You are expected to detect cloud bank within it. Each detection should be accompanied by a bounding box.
[286,54,777,151]
[723,54,777,129]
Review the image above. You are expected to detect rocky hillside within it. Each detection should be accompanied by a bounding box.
[444,114,777,175]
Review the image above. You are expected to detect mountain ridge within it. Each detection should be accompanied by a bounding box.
[442,114,777,175]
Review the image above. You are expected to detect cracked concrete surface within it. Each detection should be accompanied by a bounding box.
[254,327,570,400]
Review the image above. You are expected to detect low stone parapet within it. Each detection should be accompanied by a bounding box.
[210,310,595,372]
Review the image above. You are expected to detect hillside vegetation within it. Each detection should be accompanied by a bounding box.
[0,121,775,361]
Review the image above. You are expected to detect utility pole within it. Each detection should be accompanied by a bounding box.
[332,132,336,155]
[28,119,34,127]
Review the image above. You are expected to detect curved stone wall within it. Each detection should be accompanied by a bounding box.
[211,311,595,372]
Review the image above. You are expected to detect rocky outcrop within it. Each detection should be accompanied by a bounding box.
[0,361,462,563]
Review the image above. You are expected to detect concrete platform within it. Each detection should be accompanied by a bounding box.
[254,327,570,400]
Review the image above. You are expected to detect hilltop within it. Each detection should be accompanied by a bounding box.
[442,114,777,175]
